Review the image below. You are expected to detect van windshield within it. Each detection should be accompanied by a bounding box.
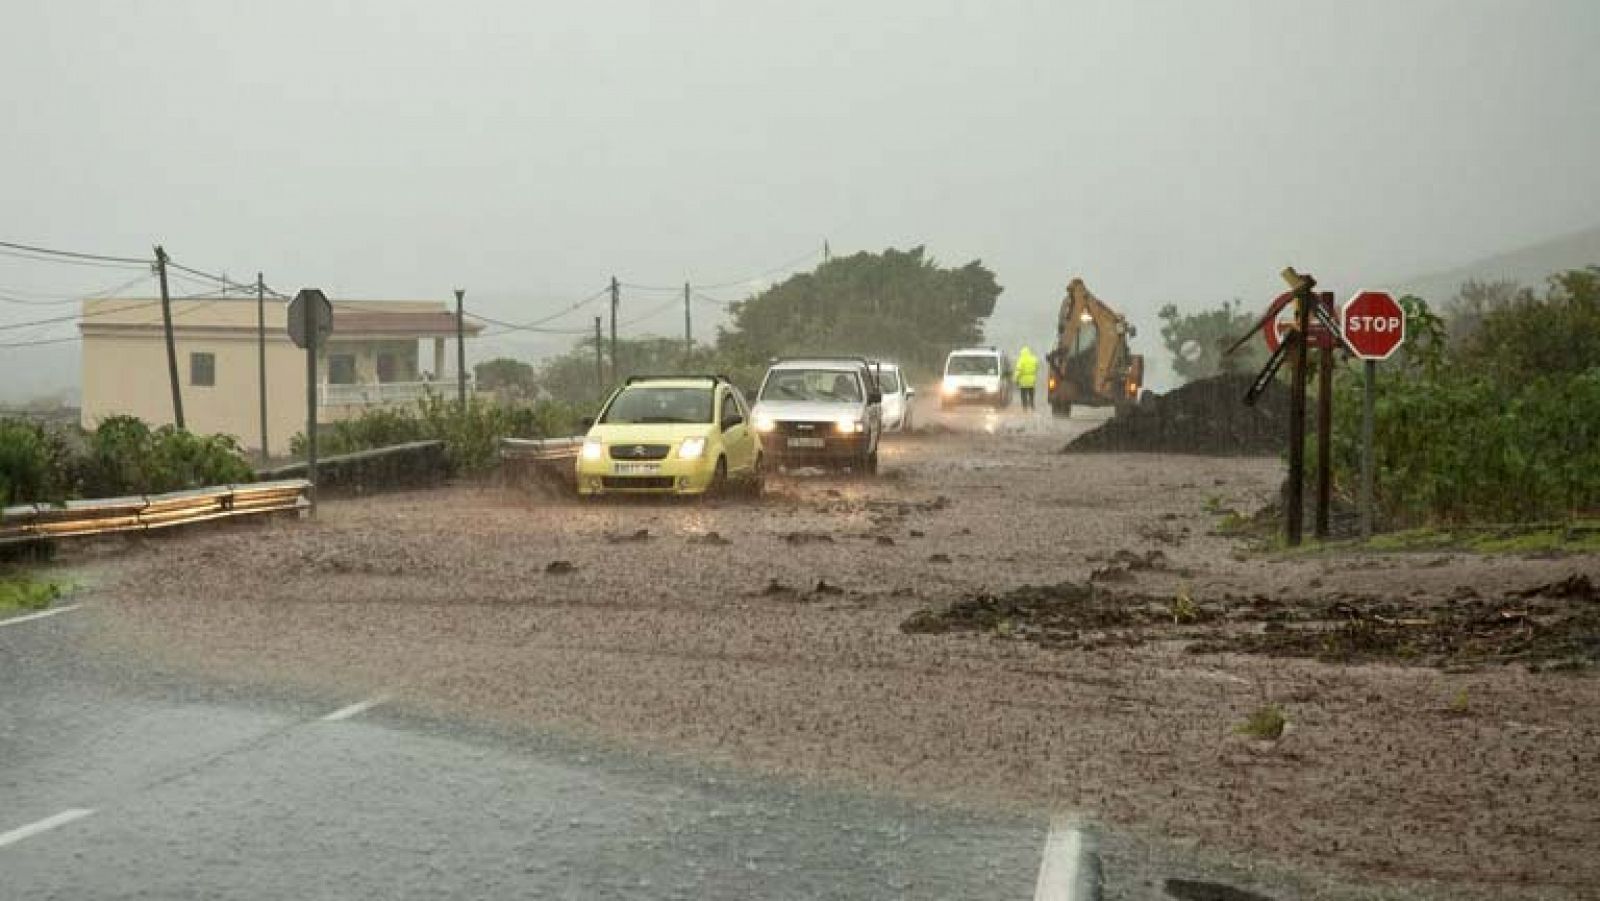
[946,355,999,376]
[760,369,862,403]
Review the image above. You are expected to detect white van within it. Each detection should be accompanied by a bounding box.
[939,347,1011,410]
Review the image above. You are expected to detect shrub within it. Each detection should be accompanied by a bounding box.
[1324,283,1600,527]
[0,418,75,506]
[1234,704,1286,740]
[78,416,253,497]
[290,396,583,476]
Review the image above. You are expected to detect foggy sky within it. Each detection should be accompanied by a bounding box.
[4,0,1598,400]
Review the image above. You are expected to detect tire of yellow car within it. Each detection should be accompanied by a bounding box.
[710,457,728,496]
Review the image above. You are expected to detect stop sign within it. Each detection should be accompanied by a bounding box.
[1341,291,1405,360]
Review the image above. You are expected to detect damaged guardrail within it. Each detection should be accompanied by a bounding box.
[498,436,582,489]
[0,480,309,546]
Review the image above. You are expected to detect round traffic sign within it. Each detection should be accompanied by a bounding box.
[1341,291,1405,360]
[1262,291,1333,353]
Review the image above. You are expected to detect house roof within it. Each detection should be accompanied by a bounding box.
[78,297,482,339]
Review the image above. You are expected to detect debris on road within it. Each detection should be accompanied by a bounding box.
[1063,372,1287,455]
[544,560,577,575]
[687,531,731,546]
[605,528,653,543]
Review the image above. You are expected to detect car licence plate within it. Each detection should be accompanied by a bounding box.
[787,436,825,449]
[612,462,661,475]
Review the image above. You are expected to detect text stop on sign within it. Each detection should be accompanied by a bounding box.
[1341,291,1405,360]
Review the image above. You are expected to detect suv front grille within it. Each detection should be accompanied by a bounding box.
[775,420,834,435]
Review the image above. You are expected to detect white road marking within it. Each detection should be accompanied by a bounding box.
[0,809,95,849]
[1033,818,1094,901]
[320,695,388,722]
[0,604,81,628]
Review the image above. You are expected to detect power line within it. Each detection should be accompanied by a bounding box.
[0,272,154,307]
[468,311,591,336]
[0,239,149,266]
[618,244,824,293]
[0,299,220,348]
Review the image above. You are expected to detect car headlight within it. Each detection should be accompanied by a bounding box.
[581,439,604,461]
[678,436,707,460]
[836,416,864,434]
[985,384,1000,394]
[941,378,958,395]
[753,415,776,433]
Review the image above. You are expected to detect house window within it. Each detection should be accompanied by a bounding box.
[376,353,398,383]
[189,352,215,387]
[328,354,357,385]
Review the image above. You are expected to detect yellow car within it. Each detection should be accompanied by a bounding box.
[576,375,764,496]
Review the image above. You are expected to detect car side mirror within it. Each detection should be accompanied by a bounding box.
[722,412,744,431]
[868,391,882,404]
[580,416,595,430]
[906,388,916,397]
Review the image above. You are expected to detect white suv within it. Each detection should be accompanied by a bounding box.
[939,347,1011,410]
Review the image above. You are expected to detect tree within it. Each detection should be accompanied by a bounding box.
[716,246,1001,376]
[474,357,536,399]
[1443,279,1532,348]
[1157,299,1268,383]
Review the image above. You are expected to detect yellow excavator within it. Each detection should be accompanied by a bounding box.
[1045,278,1145,417]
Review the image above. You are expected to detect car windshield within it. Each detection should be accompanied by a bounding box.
[946,355,998,376]
[599,386,713,424]
[875,369,901,393]
[760,369,862,403]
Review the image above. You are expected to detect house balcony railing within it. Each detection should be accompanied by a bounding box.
[318,377,472,408]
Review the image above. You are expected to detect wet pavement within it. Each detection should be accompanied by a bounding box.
[2,610,1050,900]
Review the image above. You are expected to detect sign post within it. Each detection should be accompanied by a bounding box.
[288,289,333,516]
[1341,290,1405,539]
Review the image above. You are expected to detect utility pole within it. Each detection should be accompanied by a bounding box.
[1314,292,1334,540]
[824,240,831,263]
[257,272,269,459]
[154,246,185,429]
[684,281,692,358]
[609,276,620,382]
[454,289,467,409]
[593,316,605,403]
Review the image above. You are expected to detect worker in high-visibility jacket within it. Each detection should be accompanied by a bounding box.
[1014,345,1039,411]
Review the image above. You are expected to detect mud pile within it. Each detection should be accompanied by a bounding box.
[1063,372,1287,455]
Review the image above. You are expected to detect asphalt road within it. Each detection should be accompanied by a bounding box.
[2,604,1069,900]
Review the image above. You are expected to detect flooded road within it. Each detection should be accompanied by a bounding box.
[13,413,1598,900]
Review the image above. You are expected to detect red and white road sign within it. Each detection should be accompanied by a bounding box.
[1341,291,1405,360]
[1262,291,1334,353]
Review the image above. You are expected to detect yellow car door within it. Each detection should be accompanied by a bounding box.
[719,388,755,476]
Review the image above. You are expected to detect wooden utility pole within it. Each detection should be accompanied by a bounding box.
[1282,268,1314,547]
[257,272,269,459]
[608,276,620,383]
[454,289,467,409]
[153,246,185,429]
[1315,291,1334,539]
[593,316,605,403]
[684,281,692,357]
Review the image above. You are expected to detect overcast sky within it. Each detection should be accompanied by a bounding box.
[4,0,1598,400]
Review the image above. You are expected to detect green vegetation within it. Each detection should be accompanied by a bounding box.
[1,415,253,507]
[0,573,68,616]
[1234,704,1287,740]
[1325,271,1600,527]
[291,394,581,475]
[1157,298,1269,382]
[473,357,537,400]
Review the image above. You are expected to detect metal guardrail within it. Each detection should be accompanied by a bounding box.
[499,436,583,463]
[0,480,310,545]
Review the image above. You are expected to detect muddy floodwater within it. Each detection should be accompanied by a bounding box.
[87,404,1600,900]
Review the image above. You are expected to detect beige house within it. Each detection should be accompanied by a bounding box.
[80,297,483,455]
